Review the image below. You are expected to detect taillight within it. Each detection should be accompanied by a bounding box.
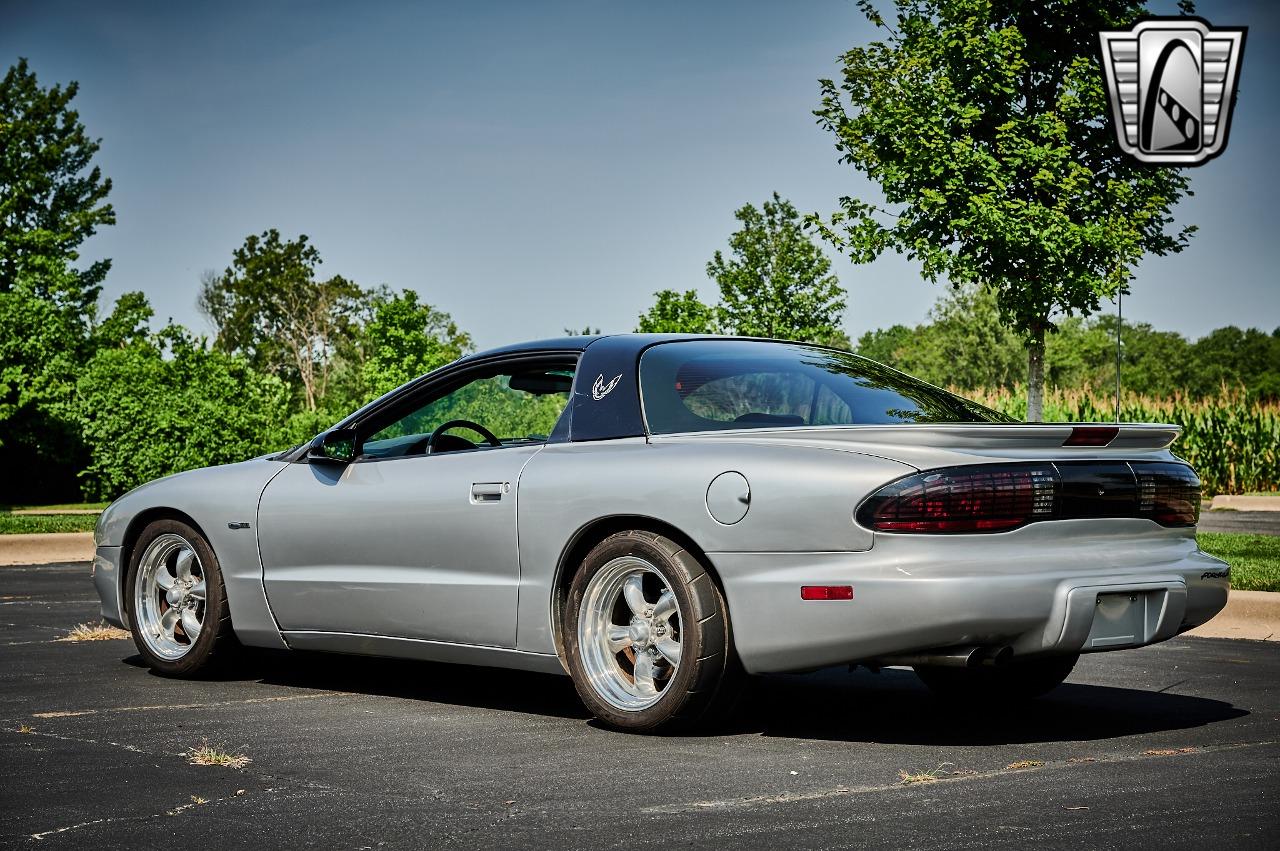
[857,465,1056,533]
[1135,463,1201,527]
[857,461,1200,533]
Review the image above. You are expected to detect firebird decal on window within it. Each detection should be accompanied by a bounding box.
[592,373,622,401]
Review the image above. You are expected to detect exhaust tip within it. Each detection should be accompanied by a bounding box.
[983,646,1014,667]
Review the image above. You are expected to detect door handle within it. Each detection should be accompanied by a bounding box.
[470,482,508,503]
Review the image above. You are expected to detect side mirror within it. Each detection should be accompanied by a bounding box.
[307,428,358,464]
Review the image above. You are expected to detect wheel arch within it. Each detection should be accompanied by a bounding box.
[118,507,214,628]
[548,514,731,663]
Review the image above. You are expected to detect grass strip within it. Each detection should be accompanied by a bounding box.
[1198,532,1280,592]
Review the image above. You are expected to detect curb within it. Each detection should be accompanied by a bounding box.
[1210,495,1280,512]
[0,532,94,567]
[1186,590,1280,641]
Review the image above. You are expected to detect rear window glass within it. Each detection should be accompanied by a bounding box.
[639,340,1008,434]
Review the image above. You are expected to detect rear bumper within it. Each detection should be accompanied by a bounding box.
[710,519,1229,674]
[93,545,127,629]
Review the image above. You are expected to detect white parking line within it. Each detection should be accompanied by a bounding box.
[0,598,98,606]
[643,740,1276,814]
[31,691,346,718]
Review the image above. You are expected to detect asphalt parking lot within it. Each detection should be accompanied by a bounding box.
[2,563,1277,850]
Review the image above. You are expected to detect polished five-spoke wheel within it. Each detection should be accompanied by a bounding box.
[578,556,684,711]
[125,519,233,676]
[565,530,741,732]
[134,533,207,660]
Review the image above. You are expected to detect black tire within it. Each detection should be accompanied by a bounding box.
[914,654,1079,703]
[124,519,236,677]
[564,530,742,733]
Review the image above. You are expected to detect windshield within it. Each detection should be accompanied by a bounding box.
[639,340,1010,434]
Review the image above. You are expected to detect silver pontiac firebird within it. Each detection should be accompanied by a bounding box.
[92,335,1230,731]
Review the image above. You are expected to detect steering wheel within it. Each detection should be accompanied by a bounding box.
[424,419,502,454]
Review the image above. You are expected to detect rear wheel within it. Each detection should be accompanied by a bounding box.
[914,654,1079,703]
[125,519,235,677]
[564,531,740,732]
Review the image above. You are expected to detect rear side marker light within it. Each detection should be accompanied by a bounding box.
[1064,426,1119,446]
[801,585,853,601]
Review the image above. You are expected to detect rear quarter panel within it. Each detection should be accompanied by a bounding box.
[513,437,913,655]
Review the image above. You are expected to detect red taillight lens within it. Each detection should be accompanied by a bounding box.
[859,462,1202,533]
[1136,463,1201,527]
[857,466,1057,534]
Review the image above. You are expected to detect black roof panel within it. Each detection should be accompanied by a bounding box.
[465,333,737,363]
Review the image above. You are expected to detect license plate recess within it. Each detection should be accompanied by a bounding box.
[1087,591,1157,649]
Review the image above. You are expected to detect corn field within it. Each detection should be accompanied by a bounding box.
[961,387,1280,496]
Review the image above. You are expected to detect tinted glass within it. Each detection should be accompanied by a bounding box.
[639,340,1008,434]
[362,367,574,458]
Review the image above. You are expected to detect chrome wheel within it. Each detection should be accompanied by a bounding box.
[578,556,684,711]
[133,533,206,660]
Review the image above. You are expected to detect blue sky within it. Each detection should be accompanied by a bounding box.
[4,0,1276,350]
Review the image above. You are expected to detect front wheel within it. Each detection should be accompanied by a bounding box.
[125,519,235,677]
[914,654,1079,703]
[563,531,740,732]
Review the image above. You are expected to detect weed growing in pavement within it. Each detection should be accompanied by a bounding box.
[58,622,129,642]
[185,741,251,769]
[897,762,955,784]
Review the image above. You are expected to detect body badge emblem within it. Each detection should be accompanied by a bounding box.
[592,373,622,401]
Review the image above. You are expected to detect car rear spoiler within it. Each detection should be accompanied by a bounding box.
[659,423,1184,468]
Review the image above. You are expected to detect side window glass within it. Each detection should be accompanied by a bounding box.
[363,367,574,458]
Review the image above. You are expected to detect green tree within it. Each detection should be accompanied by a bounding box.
[854,323,915,367]
[1049,315,1199,397]
[909,284,1025,389]
[0,59,115,310]
[77,322,291,499]
[635,289,718,334]
[855,285,1022,388]
[0,274,88,500]
[89,290,153,350]
[199,230,363,411]
[813,0,1196,420]
[1189,326,1280,400]
[709,193,848,346]
[360,289,472,398]
[0,60,118,501]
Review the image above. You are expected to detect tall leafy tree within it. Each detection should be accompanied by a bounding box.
[709,192,848,346]
[199,230,363,411]
[860,284,1026,389]
[360,289,472,398]
[0,59,114,310]
[812,0,1197,419]
[635,289,718,334]
[77,322,291,499]
[0,60,117,501]
[0,273,87,500]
